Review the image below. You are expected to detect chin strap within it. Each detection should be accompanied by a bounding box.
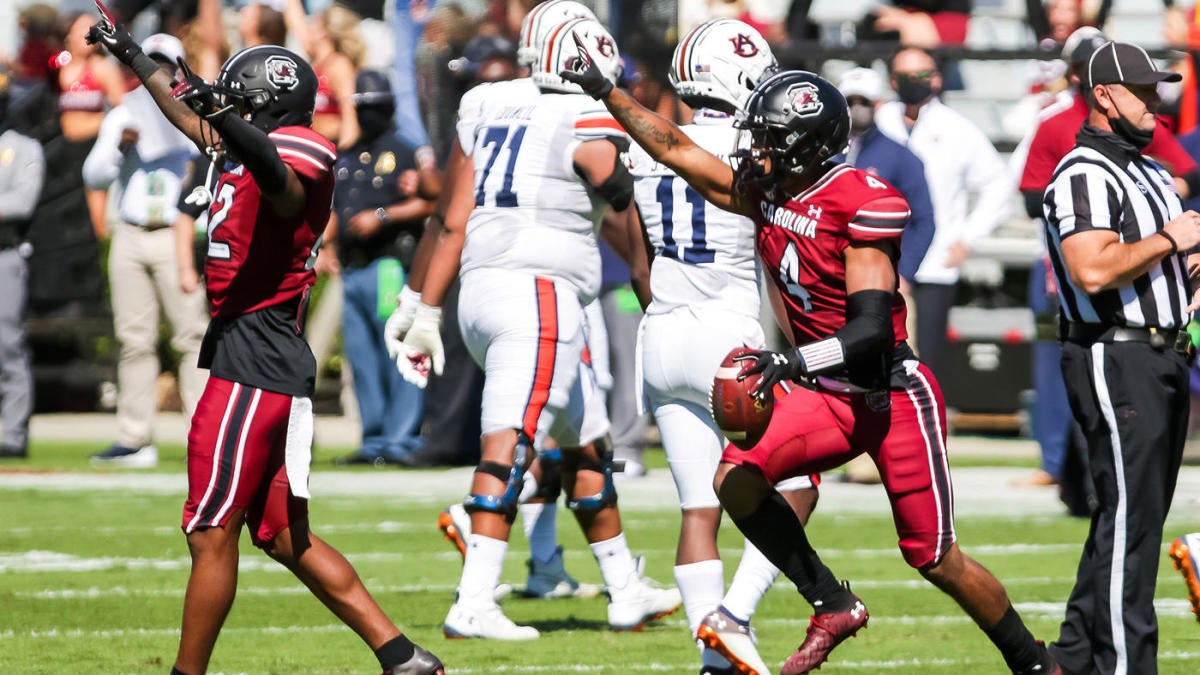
[183,146,221,208]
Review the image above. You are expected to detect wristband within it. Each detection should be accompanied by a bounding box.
[796,337,846,374]
[375,206,388,226]
[1159,229,1180,255]
[130,52,159,83]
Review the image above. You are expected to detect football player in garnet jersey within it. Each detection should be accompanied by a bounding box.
[631,19,822,675]
[86,5,444,675]
[562,58,1060,675]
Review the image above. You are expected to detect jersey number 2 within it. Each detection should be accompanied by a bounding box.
[206,183,236,261]
[475,125,526,207]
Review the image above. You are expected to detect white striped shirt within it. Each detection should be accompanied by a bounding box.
[1043,129,1189,328]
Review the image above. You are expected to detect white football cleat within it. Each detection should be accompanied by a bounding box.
[696,607,772,675]
[442,600,539,640]
[606,557,682,631]
[523,546,602,599]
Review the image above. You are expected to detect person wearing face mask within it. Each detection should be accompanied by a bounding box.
[319,69,436,467]
[835,67,938,485]
[874,48,1011,381]
[838,67,936,302]
[1042,41,1200,675]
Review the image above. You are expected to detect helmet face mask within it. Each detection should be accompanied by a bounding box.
[214,46,318,133]
[734,71,850,190]
[669,19,778,115]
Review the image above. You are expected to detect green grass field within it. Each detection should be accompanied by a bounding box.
[3,440,1200,674]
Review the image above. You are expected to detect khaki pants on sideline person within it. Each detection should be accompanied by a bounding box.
[109,222,209,448]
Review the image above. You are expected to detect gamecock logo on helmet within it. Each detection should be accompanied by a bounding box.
[265,55,299,91]
[594,35,615,58]
[730,34,759,58]
[787,82,823,117]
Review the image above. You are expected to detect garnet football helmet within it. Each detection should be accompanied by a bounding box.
[518,0,597,68]
[533,17,622,95]
[735,70,850,186]
[669,19,777,115]
[211,45,318,133]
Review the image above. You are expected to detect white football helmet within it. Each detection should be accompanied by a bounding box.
[518,0,597,68]
[669,19,778,114]
[533,17,622,95]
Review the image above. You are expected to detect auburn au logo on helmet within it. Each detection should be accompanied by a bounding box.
[594,34,615,58]
[729,33,760,58]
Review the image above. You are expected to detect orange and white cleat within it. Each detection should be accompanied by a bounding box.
[1169,533,1200,622]
[437,504,470,560]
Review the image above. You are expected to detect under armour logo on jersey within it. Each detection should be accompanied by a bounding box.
[866,175,888,189]
[807,204,823,220]
[786,82,823,117]
[772,353,788,365]
[729,33,759,57]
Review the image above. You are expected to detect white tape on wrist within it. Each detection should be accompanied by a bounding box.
[797,338,845,373]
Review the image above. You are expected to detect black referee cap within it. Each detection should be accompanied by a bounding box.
[1087,41,1182,88]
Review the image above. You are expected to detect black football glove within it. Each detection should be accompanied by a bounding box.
[559,33,613,100]
[170,57,232,121]
[735,348,807,399]
[86,0,142,66]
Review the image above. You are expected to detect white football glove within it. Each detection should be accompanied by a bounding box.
[399,302,445,388]
[384,284,422,361]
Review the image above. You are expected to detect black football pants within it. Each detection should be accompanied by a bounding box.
[1051,340,1188,675]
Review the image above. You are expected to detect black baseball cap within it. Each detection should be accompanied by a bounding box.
[1087,41,1182,88]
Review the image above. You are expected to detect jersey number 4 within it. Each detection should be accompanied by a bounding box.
[206,182,236,261]
[475,125,526,208]
[779,242,813,312]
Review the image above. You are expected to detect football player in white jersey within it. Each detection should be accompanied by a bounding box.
[397,16,680,641]
[392,0,604,605]
[631,19,819,675]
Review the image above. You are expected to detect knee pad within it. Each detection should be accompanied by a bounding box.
[565,439,618,512]
[464,431,534,521]
[534,447,564,501]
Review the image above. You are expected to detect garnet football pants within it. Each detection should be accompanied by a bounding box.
[721,360,954,569]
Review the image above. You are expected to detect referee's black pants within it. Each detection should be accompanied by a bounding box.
[1051,340,1188,675]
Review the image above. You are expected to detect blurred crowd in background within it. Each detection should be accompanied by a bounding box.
[1,0,1199,498]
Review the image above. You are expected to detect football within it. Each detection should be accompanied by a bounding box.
[711,347,774,450]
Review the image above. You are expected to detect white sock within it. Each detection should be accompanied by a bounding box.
[673,559,725,635]
[722,537,781,623]
[457,534,507,606]
[520,502,559,564]
[590,533,638,593]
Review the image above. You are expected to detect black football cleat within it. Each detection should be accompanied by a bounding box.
[382,645,445,675]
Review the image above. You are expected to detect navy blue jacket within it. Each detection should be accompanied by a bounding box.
[837,126,936,283]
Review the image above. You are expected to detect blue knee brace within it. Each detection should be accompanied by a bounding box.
[566,441,618,512]
[464,431,534,520]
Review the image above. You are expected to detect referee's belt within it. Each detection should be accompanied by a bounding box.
[1064,322,1185,353]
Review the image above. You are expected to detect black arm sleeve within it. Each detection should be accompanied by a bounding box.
[208,114,289,195]
[1022,189,1044,220]
[827,289,894,376]
[595,158,634,211]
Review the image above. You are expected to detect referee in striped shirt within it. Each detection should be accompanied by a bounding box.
[1044,41,1200,675]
